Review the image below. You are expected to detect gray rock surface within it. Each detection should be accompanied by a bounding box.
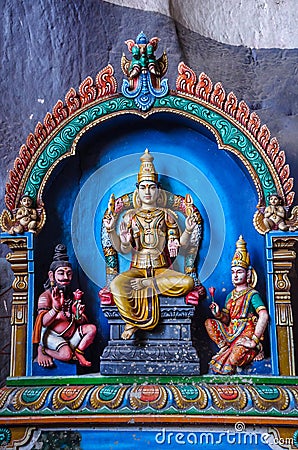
[0,259,13,386]
[1,1,297,223]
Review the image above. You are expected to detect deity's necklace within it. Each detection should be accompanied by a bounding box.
[139,208,159,222]
[231,287,250,301]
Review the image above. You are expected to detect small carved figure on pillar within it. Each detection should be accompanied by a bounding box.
[103,150,206,340]
[8,195,38,234]
[263,193,289,231]
[205,236,269,375]
[254,193,298,233]
[32,244,96,368]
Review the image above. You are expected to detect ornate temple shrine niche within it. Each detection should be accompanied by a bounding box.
[1,32,298,448]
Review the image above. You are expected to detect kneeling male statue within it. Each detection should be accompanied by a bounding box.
[33,244,96,368]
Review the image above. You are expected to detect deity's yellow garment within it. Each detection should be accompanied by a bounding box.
[110,208,194,330]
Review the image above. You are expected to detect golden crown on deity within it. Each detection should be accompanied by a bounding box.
[137,149,158,184]
[231,235,251,269]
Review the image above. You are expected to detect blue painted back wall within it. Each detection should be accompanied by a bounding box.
[36,113,266,371]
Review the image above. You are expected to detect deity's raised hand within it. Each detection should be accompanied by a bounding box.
[72,289,85,317]
[103,213,116,232]
[185,214,197,232]
[51,286,63,310]
[119,221,131,245]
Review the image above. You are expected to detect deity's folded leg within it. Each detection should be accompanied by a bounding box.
[110,268,160,330]
[110,267,194,331]
[205,318,229,347]
[229,341,257,367]
[153,267,194,296]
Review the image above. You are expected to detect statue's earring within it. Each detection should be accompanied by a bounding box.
[156,189,167,207]
[135,191,141,207]
[48,271,55,288]
[157,190,163,205]
[133,189,141,208]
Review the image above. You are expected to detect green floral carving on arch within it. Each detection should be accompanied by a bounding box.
[23,94,276,204]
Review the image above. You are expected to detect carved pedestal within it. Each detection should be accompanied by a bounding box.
[100,297,200,375]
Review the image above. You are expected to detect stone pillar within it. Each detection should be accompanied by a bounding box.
[271,236,298,376]
[0,235,31,377]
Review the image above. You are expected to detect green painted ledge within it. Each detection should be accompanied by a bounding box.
[6,374,298,387]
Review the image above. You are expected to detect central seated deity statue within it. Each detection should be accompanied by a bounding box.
[103,150,204,340]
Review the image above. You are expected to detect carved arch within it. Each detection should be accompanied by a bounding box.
[2,63,294,235]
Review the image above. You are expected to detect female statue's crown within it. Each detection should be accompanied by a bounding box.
[231,235,250,269]
[137,149,158,183]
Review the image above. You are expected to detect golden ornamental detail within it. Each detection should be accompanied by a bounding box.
[89,385,127,410]
[169,384,208,410]
[52,386,91,410]
[208,385,247,410]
